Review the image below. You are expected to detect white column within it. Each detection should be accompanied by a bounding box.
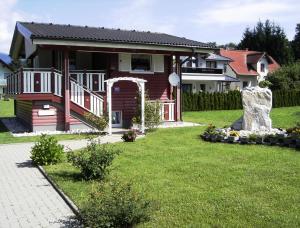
[140,83,145,134]
[107,82,113,135]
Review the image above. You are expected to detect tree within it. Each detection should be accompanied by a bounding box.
[238,20,294,65]
[266,62,300,90]
[218,42,238,50]
[292,24,300,61]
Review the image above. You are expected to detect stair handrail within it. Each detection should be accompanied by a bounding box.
[70,78,104,101]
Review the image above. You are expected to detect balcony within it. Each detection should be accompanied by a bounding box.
[182,67,223,74]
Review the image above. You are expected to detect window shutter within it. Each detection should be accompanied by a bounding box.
[119,53,131,71]
[153,55,164,72]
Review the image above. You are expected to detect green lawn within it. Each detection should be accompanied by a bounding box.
[44,107,300,227]
[183,106,300,128]
[0,99,95,144]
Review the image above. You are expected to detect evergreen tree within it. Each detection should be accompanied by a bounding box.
[292,24,300,61]
[238,20,294,65]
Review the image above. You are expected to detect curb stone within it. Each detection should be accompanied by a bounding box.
[37,165,81,218]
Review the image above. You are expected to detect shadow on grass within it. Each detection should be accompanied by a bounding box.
[50,170,84,182]
[0,118,9,133]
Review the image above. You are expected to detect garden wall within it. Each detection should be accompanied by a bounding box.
[183,90,300,111]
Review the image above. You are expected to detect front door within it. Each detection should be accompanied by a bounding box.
[112,111,122,128]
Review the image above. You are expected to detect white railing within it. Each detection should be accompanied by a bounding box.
[70,80,104,117]
[161,102,175,121]
[70,71,105,92]
[7,68,63,96]
[7,71,22,94]
[54,72,62,96]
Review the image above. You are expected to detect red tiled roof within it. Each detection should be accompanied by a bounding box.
[220,49,280,76]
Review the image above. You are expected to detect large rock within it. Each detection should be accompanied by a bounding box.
[242,86,272,131]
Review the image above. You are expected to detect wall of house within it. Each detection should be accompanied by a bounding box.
[0,64,10,95]
[31,101,92,131]
[257,57,269,81]
[37,49,52,68]
[182,80,219,93]
[230,75,258,90]
[15,100,32,129]
[108,54,171,127]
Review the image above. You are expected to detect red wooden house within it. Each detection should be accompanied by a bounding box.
[7,22,214,133]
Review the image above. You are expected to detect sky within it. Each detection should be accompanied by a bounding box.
[0,0,299,53]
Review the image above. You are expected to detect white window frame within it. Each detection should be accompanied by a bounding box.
[130,54,153,73]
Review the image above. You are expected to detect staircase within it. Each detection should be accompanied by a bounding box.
[70,78,105,117]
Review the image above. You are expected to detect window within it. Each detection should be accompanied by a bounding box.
[243,81,249,88]
[206,61,217,68]
[200,84,206,92]
[131,54,152,72]
[182,84,192,93]
[261,63,265,72]
[223,64,227,73]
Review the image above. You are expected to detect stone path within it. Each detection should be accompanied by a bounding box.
[0,134,126,228]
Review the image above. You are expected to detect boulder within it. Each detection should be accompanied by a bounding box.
[242,86,272,131]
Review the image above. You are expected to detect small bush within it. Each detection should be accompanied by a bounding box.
[67,139,120,180]
[122,130,137,142]
[81,180,151,228]
[259,80,272,88]
[30,134,64,165]
[84,112,108,132]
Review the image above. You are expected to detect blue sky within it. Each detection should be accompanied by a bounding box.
[0,0,299,53]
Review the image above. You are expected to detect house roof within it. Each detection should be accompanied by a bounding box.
[220,49,280,76]
[17,22,214,49]
[0,53,12,70]
[205,53,232,61]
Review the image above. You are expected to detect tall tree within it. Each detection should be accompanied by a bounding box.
[238,20,293,65]
[292,24,300,61]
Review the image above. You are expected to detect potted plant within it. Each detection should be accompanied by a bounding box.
[255,135,264,144]
[269,135,278,145]
[240,136,249,144]
[227,130,239,143]
[122,130,137,142]
[249,134,257,144]
[216,132,226,142]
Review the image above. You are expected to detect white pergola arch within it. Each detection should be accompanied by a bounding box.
[104,77,147,135]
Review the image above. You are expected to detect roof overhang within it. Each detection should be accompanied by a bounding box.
[32,38,214,54]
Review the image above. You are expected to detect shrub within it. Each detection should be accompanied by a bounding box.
[84,112,108,132]
[122,130,137,142]
[133,91,161,131]
[30,134,64,165]
[259,80,272,88]
[67,139,120,180]
[81,180,151,228]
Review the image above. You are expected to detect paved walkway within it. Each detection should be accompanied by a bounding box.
[0,134,126,228]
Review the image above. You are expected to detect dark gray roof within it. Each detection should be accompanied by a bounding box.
[18,22,214,49]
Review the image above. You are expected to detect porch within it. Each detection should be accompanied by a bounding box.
[6,67,176,132]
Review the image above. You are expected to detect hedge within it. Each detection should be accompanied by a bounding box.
[183,90,300,111]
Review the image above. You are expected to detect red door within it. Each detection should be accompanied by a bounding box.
[34,73,41,92]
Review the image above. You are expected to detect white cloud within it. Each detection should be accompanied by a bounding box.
[192,0,300,26]
[0,0,38,53]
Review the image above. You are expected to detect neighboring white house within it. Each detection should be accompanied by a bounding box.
[220,49,280,90]
[181,53,239,93]
[0,54,12,98]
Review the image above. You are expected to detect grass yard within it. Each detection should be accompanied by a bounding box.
[0,99,96,144]
[44,106,300,227]
[183,106,300,128]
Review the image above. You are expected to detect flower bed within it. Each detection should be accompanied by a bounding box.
[201,124,300,150]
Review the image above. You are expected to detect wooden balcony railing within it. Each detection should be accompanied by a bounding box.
[6,68,63,96]
[182,67,223,74]
[70,70,106,92]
